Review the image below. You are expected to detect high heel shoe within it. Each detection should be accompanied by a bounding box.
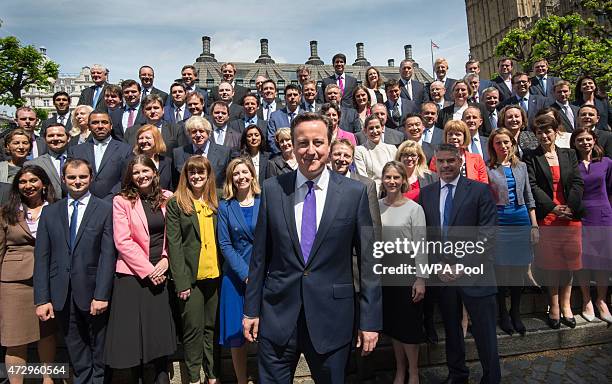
[560,315,576,328]
[510,313,526,336]
[547,316,560,329]
[581,311,595,322]
[598,312,612,324]
[499,315,514,336]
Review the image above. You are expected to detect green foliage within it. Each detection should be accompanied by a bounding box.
[0,36,60,107]
[34,107,48,122]
[495,12,612,97]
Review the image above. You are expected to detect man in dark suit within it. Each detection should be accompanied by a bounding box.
[418,144,500,384]
[530,59,561,98]
[549,80,579,132]
[499,72,549,128]
[267,84,303,154]
[34,158,116,384]
[491,58,514,102]
[432,58,457,102]
[208,62,249,106]
[78,64,109,111]
[163,82,191,124]
[109,79,146,141]
[318,53,358,108]
[465,73,485,104]
[41,91,72,136]
[429,81,453,111]
[484,87,502,129]
[463,106,490,163]
[323,84,361,133]
[385,79,419,131]
[403,114,435,163]
[420,102,445,145]
[25,123,70,199]
[300,79,320,113]
[0,107,47,161]
[237,94,267,133]
[67,111,132,201]
[258,80,284,121]
[185,91,206,118]
[399,59,426,107]
[356,104,405,146]
[180,64,208,103]
[244,113,381,383]
[465,59,493,91]
[173,115,231,187]
[139,65,168,105]
[578,104,612,157]
[208,101,242,153]
[210,81,243,120]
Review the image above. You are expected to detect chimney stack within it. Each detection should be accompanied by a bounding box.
[404,44,413,60]
[255,38,275,64]
[305,40,324,65]
[353,42,370,66]
[196,36,217,62]
[388,59,395,67]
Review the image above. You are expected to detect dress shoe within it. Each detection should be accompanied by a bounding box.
[560,316,576,328]
[510,314,526,336]
[598,312,612,324]
[581,311,595,322]
[547,316,561,329]
[499,315,514,336]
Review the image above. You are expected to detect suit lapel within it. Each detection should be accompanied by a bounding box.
[59,199,70,247]
[134,198,149,236]
[17,214,33,239]
[535,150,554,192]
[43,155,61,187]
[449,177,469,226]
[279,173,304,265]
[73,197,97,249]
[189,202,201,238]
[306,173,342,266]
[229,199,251,239]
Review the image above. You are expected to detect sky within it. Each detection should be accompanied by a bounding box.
[1,0,470,98]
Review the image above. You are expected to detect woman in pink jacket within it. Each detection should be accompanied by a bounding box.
[104,155,176,383]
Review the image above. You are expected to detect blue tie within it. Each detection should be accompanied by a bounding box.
[69,200,79,250]
[59,154,66,178]
[92,86,101,107]
[443,184,454,239]
[470,138,480,156]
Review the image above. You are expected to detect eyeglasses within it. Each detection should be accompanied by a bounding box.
[400,153,419,159]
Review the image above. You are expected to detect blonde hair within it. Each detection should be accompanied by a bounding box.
[184,115,212,136]
[174,156,218,215]
[222,157,261,200]
[444,120,471,149]
[69,105,93,137]
[133,124,167,155]
[395,140,431,178]
[275,127,292,143]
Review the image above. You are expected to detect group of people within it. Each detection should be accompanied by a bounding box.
[0,52,610,384]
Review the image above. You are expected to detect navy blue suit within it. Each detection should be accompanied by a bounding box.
[163,104,191,124]
[67,139,132,201]
[385,99,419,130]
[400,78,426,106]
[530,75,561,98]
[318,74,358,108]
[267,107,302,154]
[33,196,115,384]
[244,170,381,383]
[418,176,500,383]
[499,93,549,128]
[491,76,513,102]
[108,106,146,142]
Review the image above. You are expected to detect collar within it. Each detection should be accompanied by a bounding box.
[214,124,227,132]
[264,100,276,108]
[288,106,300,115]
[49,150,67,159]
[556,101,570,108]
[336,73,345,80]
[472,132,480,141]
[124,103,139,111]
[93,136,112,146]
[68,191,92,206]
[440,174,460,190]
[296,166,330,191]
[192,140,210,153]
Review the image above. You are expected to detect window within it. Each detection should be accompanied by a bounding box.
[84,75,90,82]
[43,99,50,107]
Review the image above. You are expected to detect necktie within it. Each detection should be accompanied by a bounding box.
[175,107,181,122]
[540,77,547,93]
[489,111,498,130]
[58,115,65,125]
[247,118,254,125]
[215,129,223,144]
[442,184,454,239]
[563,105,575,129]
[405,80,412,99]
[309,104,314,112]
[92,86,101,107]
[265,104,271,120]
[393,103,401,124]
[288,112,295,124]
[69,200,79,250]
[338,76,344,95]
[423,128,432,143]
[94,142,104,171]
[59,154,66,178]
[520,97,528,113]
[127,108,135,129]
[195,147,204,155]
[142,88,149,98]
[470,138,480,156]
[300,181,316,263]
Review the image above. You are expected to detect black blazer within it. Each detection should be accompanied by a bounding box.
[67,138,132,201]
[385,99,419,130]
[491,76,513,102]
[319,74,358,108]
[549,102,579,133]
[572,98,612,132]
[172,142,231,187]
[146,86,169,105]
[109,106,146,142]
[499,94,550,128]
[530,75,561,98]
[523,146,584,220]
[209,84,249,106]
[266,155,293,178]
[41,114,73,136]
[78,83,108,111]
[0,182,11,205]
[158,155,173,191]
[437,102,492,136]
[256,100,285,121]
[400,79,426,106]
[126,121,186,158]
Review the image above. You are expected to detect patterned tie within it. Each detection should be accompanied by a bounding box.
[393,103,401,124]
[142,88,149,98]
[127,108,135,129]
[309,104,314,113]
[92,86,101,107]
[58,115,65,125]
[175,107,181,122]
[563,105,575,129]
[265,104,271,120]
[489,111,498,130]
[540,77,547,94]
[300,181,316,263]
[69,200,79,250]
[288,112,295,124]
[442,184,454,240]
[338,76,344,95]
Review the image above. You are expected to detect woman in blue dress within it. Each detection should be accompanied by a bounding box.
[217,157,260,384]
[486,128,539,336]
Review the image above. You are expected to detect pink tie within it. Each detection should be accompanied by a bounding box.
[127,108,135,129]
[338,76,344,95]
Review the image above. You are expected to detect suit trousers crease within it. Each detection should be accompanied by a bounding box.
[179,278,220,381]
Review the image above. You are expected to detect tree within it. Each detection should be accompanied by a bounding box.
[0,36,60,107]
[495,12,612,97]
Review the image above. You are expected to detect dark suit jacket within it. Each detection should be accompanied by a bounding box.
[67,139,132,201]
[595,129,612,158]
[163,104,191,124]
[418,176,497,296]
[109,106,146,142]
[158,155,173,191]
[0,135,47,162]
[385,99,419,130]
[172,142,231,187]
[356,128,405,146]
[145,86,169,105]
[209,121,242,154]
[266,155,294,178]
[0,182,11,205]
[549,102,579,133]
[209,84,249,106]
[125,121,185,158]
[257,100,285,121]
[339,106,361,134]
[499,93,549,128]
[469,134,490,163]
[319,74,358,108]
[491,76,513,102]
[78,83,108,111]
[236,117,266,134]
[41,113,72,136]
[244,170,381,354]
[523,146,584,220]
[530,75,561,98]
[421,141,435,164]
[267,107,302,154]
[33,196,116,312]
[438,102,492,136]
[400,79,426,106]
[427,126,445,146]
[573,98,612,132]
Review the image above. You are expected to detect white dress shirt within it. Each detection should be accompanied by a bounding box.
[439,175,460,228]
[121,104,141,131]
[93,136,112,171]
[294,167,330,241]
[68,191,92,234]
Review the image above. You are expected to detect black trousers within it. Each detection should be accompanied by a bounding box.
[438,286,501,384]
[257,310,351,384]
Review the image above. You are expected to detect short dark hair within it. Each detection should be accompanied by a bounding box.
[170,82,186,93]
[63,158,94,178]
[262,79,277,90]
[385,78,401,89]
[291,112,333,144]
[142,94,163,108]
[139,65,154,75]
[104,84,122,97]
[44,123,67,135]
[88,111,110,124]
[242,93,260,106]
[52,91,70,101]
[210,101,229,113]
[320,102,342,120]
[511,72,529,83]
[181,64,197,73]
[284,83,301,94]
[404,113,425,125]
[332,53,347,63]
[435,143,461,158]
[121,79,141,91]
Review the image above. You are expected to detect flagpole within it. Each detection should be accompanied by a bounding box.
[430,40,435,78]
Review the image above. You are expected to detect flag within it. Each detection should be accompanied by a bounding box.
[431,40,440,49]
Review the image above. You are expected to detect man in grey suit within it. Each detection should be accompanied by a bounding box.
[530,59,561,98]
[25,123,70,199]
[78,64,109,111]
[318,53,358,108]
[139,65,168,105]
[356,104,405,146]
